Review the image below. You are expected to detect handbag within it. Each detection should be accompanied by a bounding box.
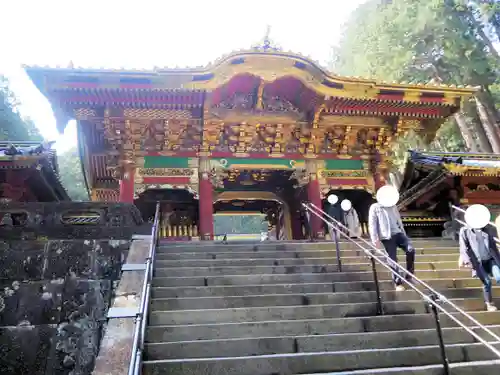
[492,264,500,284]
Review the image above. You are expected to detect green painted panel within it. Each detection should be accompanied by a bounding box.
[213,158,304,169]
[324,159,364,170]
[144,156,189,168]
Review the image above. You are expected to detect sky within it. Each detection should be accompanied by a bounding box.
[1,0,366,152]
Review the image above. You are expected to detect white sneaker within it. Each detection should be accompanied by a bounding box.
[395,285,406,292]
[486,303,498,312]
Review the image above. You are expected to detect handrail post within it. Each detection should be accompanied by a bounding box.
[429,294,450,375]
[333,225,342,272]
[370,256,384,315]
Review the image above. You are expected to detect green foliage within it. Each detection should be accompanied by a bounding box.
[332,0,500,167]
[490,82,500,109]
[57,147,89,201]
[214,214,267,235]
[469,0,500,42]
[391,120,466,170]
[333,0,496,85]
[0,75,43,142]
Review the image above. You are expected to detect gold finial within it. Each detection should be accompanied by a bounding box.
[263,25,271,47]
[252,25,280,52]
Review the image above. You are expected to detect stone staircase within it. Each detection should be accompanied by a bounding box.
[142,239,500,374]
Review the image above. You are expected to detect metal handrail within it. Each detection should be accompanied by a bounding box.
[303,203,500,365]
[128,201,161,375]
[450,204,500,245]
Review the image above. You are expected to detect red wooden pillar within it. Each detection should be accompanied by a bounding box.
[119,168,135,203]
[371,151,387,192]
[307,177,323,239]
[198,172,214,240]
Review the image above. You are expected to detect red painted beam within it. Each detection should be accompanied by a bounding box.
[326,178,368,185]
[143,151,364,160]
[419,97,444,103]
[145,151,198,157]
[142,176,191,184]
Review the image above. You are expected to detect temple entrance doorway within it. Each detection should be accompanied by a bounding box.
[323,189,375,237]
[214,191,292,241]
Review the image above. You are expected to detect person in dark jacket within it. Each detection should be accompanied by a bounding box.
[300,202,313,241]
[326,195,344,241]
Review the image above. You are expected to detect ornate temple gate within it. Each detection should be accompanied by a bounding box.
[24,37,477,240]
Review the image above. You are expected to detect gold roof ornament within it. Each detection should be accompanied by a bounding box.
[443,163,470,175]
[443,162,500,176]
[251,25,281,52]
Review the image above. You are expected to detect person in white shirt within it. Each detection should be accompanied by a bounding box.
[343,204,362,238]
[368,185,415,292]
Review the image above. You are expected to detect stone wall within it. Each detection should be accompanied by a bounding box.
[0,202,148,240]
[0,202,148,375]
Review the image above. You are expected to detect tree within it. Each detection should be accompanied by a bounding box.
[0,75,43,142]
[332,0,500,163]
[468,0,500,51]
[0,75,88,201]
[57,147,89,201]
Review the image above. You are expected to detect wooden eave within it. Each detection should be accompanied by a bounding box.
[0,159,70,201]
[23,49,477,108]
[417,151,500,160]
[22,49,479,95]
[398,150,500,209]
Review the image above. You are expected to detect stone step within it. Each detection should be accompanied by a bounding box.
[154,254,458,267]
[150,288,500,311]
[146,311,500,342]
[151,270,472,287]
[148,298,495,326]
[345,261,460,272]
[303,360,500,375]
[156,241,456,253]
[154,248,458,260]
[149,301,426,326]
[153,262,467,277]
[152,272,372,287]
[151,278,488,298]
[142,343,500,375]
[144,325,500,359]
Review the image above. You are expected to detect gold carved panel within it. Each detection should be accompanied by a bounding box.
[137,168,195,178]
[124,108,192,120]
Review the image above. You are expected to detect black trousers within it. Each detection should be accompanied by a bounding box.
[476,258,495,303]
[381,232,415,285]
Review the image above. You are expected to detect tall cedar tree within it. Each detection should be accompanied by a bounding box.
[332,0,500,168]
